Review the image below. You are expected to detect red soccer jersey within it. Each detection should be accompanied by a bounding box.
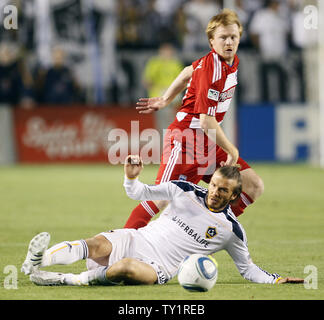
[155,50,250,187]
[176,49,239,128]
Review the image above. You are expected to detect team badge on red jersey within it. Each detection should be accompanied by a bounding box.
[207,88,220,102]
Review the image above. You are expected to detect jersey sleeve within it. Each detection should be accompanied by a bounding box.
[225,233,282,284]
[193,53,223,116]
[191,58,201,70]
[123,176,183,201]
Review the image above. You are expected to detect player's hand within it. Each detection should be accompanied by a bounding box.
[124,155,143,179]
[136,97,168,114]
[277,277,304,284]
[221,147,239,167]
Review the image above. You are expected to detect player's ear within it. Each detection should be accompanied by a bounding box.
[230,191,239,203]
[209,38,214,49]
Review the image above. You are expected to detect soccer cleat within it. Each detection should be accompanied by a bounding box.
[21,232,51,275]
[30,270,65,286]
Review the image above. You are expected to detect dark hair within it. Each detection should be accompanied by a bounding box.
[217,165,242,200]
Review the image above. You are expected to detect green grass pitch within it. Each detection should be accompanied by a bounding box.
[0,163,323,300]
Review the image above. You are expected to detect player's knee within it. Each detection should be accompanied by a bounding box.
[242,170,265,199]
[253,175,264,197]
[112,258,156,285]
[85,236,111,259]
[85,237,101,258]
[117,258,138,278]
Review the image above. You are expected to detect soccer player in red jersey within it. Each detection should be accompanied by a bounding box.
[124,9,264,229]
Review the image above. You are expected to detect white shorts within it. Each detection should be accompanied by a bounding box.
[86,228,169,284]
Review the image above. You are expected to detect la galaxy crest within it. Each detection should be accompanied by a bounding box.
[205,226,217,239]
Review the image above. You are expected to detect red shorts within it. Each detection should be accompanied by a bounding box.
[155,126,250,185]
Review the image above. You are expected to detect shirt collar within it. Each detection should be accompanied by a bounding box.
[204,194,230,214]
[211,49,239,70]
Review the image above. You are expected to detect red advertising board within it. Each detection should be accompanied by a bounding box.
[13,106,158,163]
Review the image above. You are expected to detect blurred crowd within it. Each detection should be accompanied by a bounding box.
[0,0,315,107]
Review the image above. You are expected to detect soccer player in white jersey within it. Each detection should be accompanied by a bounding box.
[22,155,303,286]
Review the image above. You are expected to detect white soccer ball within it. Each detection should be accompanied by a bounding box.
[177,254,218,292]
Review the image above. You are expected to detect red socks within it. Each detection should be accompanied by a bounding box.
[124,201,160,229]
[231,192,254,217]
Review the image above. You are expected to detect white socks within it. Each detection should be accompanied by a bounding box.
[63,267,106,285]
[63,266,118,286]
[38,239,117,286]
[41,240,89,267]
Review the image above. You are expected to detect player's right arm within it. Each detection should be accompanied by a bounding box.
[123,155,182,201]
[136,65,193,114]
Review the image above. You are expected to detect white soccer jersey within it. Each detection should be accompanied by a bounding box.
[123,177,281,284]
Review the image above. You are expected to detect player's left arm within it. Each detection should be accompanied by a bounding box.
[200,114,239,166]
[194,55,238,166]
[225,234,304,284]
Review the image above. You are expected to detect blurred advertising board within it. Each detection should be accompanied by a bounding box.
[238,103,315,162]
[13,106,158,164]
[10,103,315,164]
[0,106,16,165]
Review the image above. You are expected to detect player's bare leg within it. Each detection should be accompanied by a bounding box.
[28,235,113,286]
[30,258,158,286]
[27,233,157,286]
[25,232,111,277]
[67,250,158,286]
[85,235,112,266]
[240,168,264,200]
[35,234,111,269]
[230,168,264,217]
[106,258,158,285]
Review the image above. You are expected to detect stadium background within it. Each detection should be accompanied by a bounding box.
[0,0,323,301]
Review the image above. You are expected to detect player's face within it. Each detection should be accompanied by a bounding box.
[206,172,238,211]
[209,24,240,65]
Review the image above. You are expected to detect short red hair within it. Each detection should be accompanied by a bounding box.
[205,8,243,42]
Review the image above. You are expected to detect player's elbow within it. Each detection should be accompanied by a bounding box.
[125,191,141,200]
[124,188,140,200]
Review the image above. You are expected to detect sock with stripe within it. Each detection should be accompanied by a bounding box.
[64,266,119,286]
[124,201,160,229]
[41,240,89,267]
[231,192,254,217]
